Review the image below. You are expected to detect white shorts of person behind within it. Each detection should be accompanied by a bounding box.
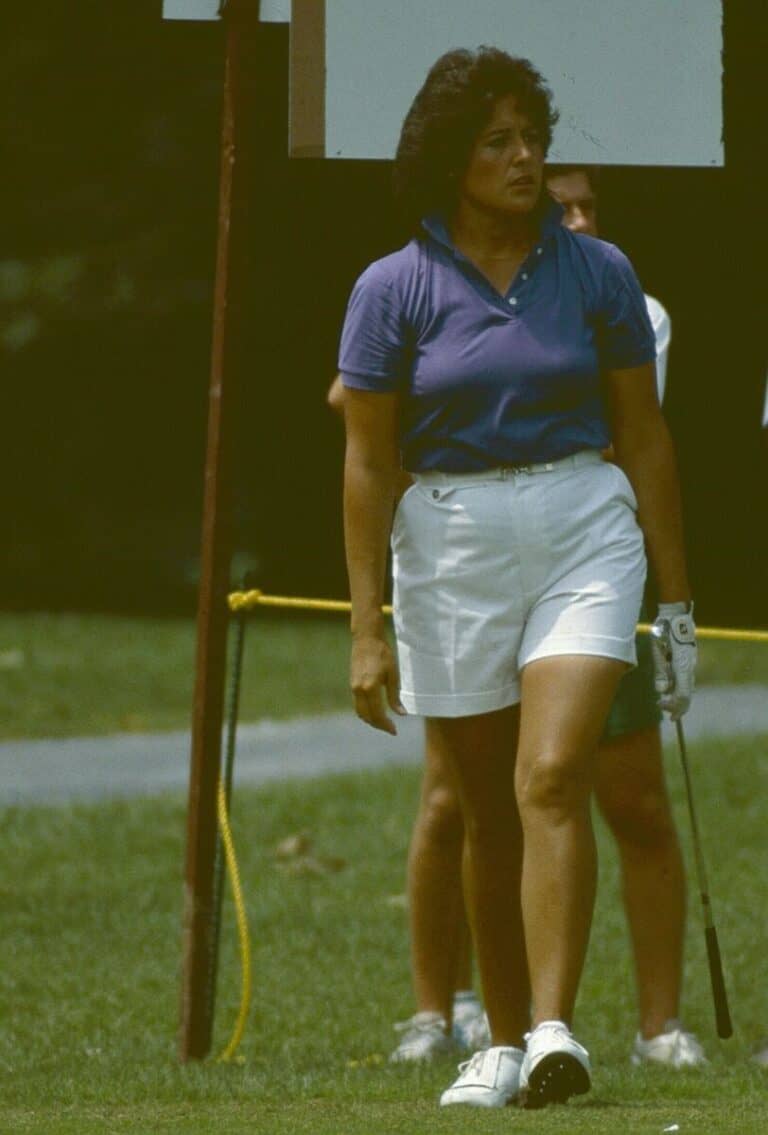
[391,449,646,718]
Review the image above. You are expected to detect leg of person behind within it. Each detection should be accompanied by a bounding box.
[597,727,686,1036]
[408,719,472,1020]
[595,642,706,1067]
[391,719,479,1062]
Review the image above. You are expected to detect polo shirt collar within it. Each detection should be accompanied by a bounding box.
[422,197,564,256]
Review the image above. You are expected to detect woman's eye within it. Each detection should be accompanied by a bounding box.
[523,129,541,145]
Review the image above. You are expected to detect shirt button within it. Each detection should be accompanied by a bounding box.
[536,247,543,255]
[432,489,440,500]
[508,297,518,306]
[521,273,528,280]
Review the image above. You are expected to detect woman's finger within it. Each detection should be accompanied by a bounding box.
[354,687,397,734]
[386,663,407,717]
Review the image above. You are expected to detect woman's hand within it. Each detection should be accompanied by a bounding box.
[351,632,406,734]
[649,603,697,720]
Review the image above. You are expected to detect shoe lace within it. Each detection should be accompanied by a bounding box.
[393,1013,445,1036]
[456,1050,487,1077]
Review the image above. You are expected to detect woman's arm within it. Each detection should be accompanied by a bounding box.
[343,386,406,733]
[606,362,691,604]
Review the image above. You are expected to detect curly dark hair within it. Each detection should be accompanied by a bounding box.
[393,47,559,228]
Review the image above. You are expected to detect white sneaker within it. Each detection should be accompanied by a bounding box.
[631,1020,708,1069]
[751,1043,768,1067]
[519,1020,591,1108]
[439,1046,524,1108]
[452,992,491,1052]
[389,1011,454,1063]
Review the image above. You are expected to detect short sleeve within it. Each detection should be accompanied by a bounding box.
[644,294,671,403]
[338,264,410,393]
[595,246,657,371]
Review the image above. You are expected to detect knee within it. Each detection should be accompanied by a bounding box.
[598,781,677,850]
[457,788,523,854]
[420,783,464,846]
[516,750,592,822]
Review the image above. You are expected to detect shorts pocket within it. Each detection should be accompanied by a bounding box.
[411,478,497,507]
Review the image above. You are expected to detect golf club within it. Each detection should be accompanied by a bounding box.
[674,716,733,1039]
[651,620,733,1039]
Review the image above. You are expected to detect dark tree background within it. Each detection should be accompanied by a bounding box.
[1,2,765,627]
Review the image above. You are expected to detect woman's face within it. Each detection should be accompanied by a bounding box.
[459,94,544,218]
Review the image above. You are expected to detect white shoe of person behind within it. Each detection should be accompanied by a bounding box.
[631,1020,708,1068]
[519,1020,591,1109]
[751,1042,768,1067]
[439,1045,524,1108]
[389,1011,455,1063]
[451,991,491,1052]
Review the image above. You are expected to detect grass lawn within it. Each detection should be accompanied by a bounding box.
[0,610,766,739]
[1,733,767,1133]
[0,611,350,739]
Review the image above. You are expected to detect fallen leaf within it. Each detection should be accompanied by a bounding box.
[276,854,347,877]
[384,893,408,909]
[346,1053,384,1069]
[274,832,313,860]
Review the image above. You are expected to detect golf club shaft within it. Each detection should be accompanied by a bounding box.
[675,719,733,1039]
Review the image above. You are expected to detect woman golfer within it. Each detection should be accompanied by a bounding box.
[340,47,696,1109]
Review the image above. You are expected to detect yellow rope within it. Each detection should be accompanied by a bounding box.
[215,776,251,1063]
[228,589,768,643]
[228,589,390,615]
[636,623,768,643]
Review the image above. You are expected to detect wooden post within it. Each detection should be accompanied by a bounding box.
[179,0,257,1063]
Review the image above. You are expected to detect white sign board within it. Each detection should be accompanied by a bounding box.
[162,0,218,17]
[162,1,289,20]
[291,0,723,166]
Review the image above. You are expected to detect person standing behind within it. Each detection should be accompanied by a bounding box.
[547,166,704,1069]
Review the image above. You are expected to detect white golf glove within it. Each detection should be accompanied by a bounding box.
[649,602,697,720]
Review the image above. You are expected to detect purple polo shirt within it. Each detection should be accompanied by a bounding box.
[339,200,656,472]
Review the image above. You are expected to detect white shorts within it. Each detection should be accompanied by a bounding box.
[391,450,646,717]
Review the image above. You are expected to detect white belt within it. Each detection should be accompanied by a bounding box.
[413,449,603,485]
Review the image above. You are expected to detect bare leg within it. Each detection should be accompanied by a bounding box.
[515,656,625,1027]
[454,838,478,994]
[453,958,474,999]
[595,725,687,1038]
[406,718,470,1022]
[434,705,530,1048]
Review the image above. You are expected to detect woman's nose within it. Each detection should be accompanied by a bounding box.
[513,138,532,162]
